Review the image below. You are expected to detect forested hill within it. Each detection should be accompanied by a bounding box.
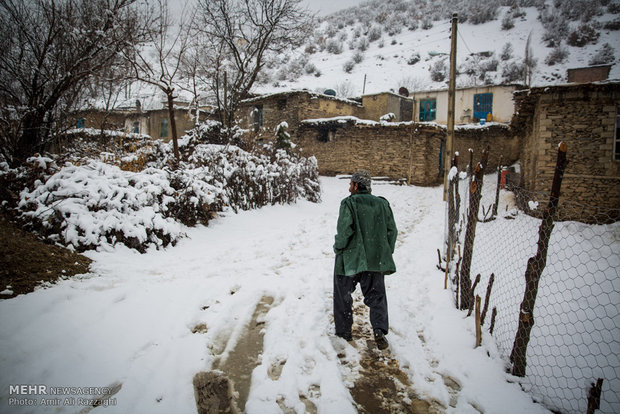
[252,0,620,97]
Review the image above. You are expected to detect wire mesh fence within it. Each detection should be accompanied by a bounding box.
[443,154,620,414]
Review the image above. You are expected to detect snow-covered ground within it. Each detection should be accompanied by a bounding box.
[0,177,556,413]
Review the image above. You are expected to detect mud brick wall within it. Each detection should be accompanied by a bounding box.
[294,121,515,186]
[453,124,520,170]
[516,84,620,222]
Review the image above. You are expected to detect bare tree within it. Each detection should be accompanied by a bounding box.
[84,59,133,136]
[127,0,195,163]
[0,0,151,165]
[195,0,314,135]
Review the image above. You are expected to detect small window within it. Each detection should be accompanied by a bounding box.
[161,118,168,138]
[419,99,436,121]
[473,93,493,120]
[615,106,620,161]
[76,118,85,129]
[277,99,287,110]
[132,121,139,134]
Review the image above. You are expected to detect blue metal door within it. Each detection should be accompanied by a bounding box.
[473,93,493,120]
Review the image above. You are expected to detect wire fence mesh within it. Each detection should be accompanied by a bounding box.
[444,160,620,414]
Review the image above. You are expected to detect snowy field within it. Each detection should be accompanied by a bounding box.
[0,176,592,414]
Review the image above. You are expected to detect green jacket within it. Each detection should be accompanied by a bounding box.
[333,190,398,276]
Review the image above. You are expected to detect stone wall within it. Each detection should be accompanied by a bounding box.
[514,83,620,222]
[294,120,516,186]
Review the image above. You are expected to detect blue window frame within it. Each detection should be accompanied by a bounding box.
[133,121,140,134]
[474,93,493,120]
[76,118,85,129]
[419,99,436,121]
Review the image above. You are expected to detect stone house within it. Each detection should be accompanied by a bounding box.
[512,81,620,222]
[237,91,364,140]
[360,92,415,122]
[409,84,523,124]
[72,101,212,141]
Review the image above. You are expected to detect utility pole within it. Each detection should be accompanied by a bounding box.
[444,13,458,201]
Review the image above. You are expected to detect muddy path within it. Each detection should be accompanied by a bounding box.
[339,298,444,414]
[194,293,448,413]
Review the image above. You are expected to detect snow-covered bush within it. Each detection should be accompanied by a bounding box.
[545,44,569,66]
[500,43,513,61]
[501,12,515,30]
[7,125,321,252]
[326,39,343,54]
[353,51,364,64]
[368,25,382,42]
[343,60,355,73]
[407,52,421,65]
[567,24,600,47]
[589,43,616,65]
[501,61,524,83]
[430,60,447,82]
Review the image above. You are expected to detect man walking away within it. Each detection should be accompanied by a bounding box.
[333,170,398,350]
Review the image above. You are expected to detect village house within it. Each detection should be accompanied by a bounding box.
[409,84,523,124]
[72,100,212,141]
[237,90,364,140]
[512,81,620,222]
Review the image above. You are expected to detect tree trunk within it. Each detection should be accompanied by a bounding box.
[459,147,489,310]
[510,142,568,377]
[166,90,180,163]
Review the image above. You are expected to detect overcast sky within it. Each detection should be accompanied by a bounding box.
[302,0,365,16]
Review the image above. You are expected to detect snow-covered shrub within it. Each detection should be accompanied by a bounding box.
[567,24,600,47]
[422,19,433,30]
[407,52,421,65]
[603,18,620,30]
[544,44,569,65]
[466,3,498,24]
[500,43,513,61]
[501,61,523,83]
[589,43,616,65]
[10,124,321,252]
[326,39,343,54]
[502,12,515,30]
[304,62,317,74]
[357,37,369,52]
[343,60,355,73]
[353,51,364,64]
[430,60,447,82]
[542,15,569,47]
[368,25,382,42]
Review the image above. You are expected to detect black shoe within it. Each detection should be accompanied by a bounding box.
[336,331,352,341]
[374,329,389,350]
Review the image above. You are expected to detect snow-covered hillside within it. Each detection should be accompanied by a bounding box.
[253,0,620,97]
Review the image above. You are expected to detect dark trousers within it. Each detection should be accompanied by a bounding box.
[333,271,389,336]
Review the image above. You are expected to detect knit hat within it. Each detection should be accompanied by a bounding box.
[351,169,372,190]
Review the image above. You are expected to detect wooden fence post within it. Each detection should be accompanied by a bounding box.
[475,295,482,347]
[586,378,603,414]
[481,273,495,325]
[510,142,568,377]
[459,147,489,310]
[492,156,503,218]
